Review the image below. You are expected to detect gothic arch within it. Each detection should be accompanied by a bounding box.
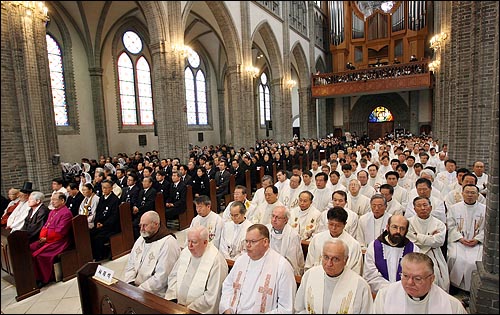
[290,41,309,88]
[350,93,410,135]
[251,21,283,81]
[181,1,242,67]
[315,56,326,72]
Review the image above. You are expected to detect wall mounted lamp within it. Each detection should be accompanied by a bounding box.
[285,79,297,89]
[172,44,193,58]
[430,32,448,51]
[246,66,260,78]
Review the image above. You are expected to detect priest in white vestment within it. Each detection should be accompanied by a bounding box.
[295,239,373,314]
[266,206,305,276]
[165,226,228,313]
[189,195,223,249]
[379,184,405,215]
[222,185,255,222]
[347,179,372,217]
[407,197,450,292]
[123,211,180,297]
[248,185,283,225]
[374,252,467,314]
[219,224,297,314]
[277,174,303,209]
[363,214,418,295]
[315,190,358,238]
[219,201,253,260]
[405,178,447,224]
[356,194,392,250]
[305,207,362,275]
[250,175,273,208]
[311,173,334,212]
[385,171,410,210]
[289,191,321,240]
[447,185,485,292]
[357,170,377,198]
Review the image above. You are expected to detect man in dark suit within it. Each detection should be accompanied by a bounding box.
[215,159,231,212]
[90,180,121,261]
[116,168,127,188]
[165,171,187,220]
[66,182,84,217]
[21,191,49,243]
[179,165,192,184]
[120,173,141,209]
[205,160,217,180]
[132,176,157,240]
[154,170,171,203]
[231,159,246,187]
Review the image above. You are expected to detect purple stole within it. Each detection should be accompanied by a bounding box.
[374,239,415,281]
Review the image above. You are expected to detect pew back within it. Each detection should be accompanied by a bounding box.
[109,202,134,260]
[1,228,40,301]
[77,262,198,314]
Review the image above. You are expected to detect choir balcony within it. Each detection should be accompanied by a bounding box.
[311,60,434,98]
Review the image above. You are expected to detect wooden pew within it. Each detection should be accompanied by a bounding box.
[109,202,134,260]
[1,228,40,301]
[209,179,218,210]
[245,170,252,196]
[224,174,236,205]
[77,262,198,314]
[58,215,93,281]
[154,192,167,227]
[178,185,194,230]
[255,166,265,190]
[272,163,277,183]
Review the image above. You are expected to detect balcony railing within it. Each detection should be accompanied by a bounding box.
[311,60,433,98]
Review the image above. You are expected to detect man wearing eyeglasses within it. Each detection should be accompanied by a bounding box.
[266,206,304,276]
[447,184,485,294]
[374,252,467,313]
[407,196,450,292]
[305,207,362,274]
[219,223,296,314]
[363,214,418,296]
[295,239,373,313]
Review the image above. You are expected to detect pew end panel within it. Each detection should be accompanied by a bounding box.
[57,215,93,282]
[109,202,134,260]
[77,262,198,314]
[2,229,40,301]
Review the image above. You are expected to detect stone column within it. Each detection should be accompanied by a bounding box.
[88,67,109,156]
[298,87,313,139]
[408,90,419,135]
[1,2,60,194]
[217,88,227,144]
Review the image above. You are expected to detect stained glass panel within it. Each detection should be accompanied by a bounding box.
[136,57,153,125]
[123,31,142,54]
[368,106,394,122]
[46,34,69,126]
[188,50,200,68]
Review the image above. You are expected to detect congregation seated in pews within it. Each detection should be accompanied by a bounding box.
[2,136,486,312]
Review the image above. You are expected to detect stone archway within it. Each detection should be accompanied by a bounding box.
[350,93,410,140]
[291,42,314,138]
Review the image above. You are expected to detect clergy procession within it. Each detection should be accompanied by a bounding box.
[3,135,487,314]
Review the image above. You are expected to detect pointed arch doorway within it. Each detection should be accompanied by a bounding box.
[367,106,394,139]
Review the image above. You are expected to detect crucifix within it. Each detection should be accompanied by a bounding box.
[258,274,273,313]
[230,271,243,307]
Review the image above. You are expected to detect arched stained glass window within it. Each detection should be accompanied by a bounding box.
[184,50,208,125]
[368,106,394,122]
[259,72,271,126]
[117,30,153,126]
[46,34,68,126]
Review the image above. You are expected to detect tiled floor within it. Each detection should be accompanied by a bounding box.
[1,229,187,314]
